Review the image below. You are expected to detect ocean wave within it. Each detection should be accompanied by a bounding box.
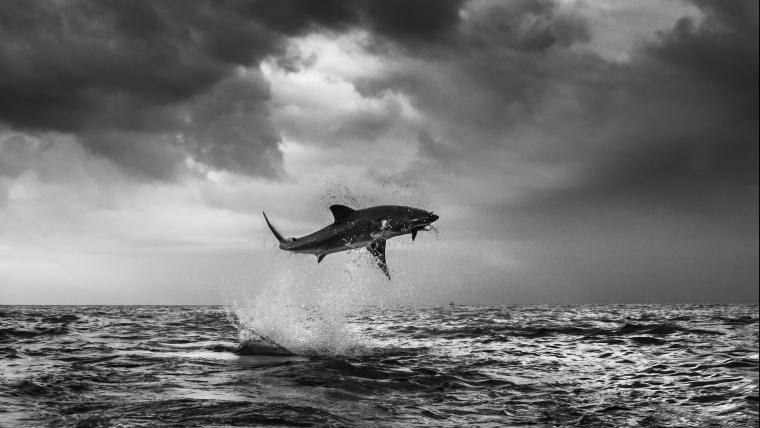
[0,304,756,427]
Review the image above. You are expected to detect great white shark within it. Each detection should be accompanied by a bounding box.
[262,205,439,280]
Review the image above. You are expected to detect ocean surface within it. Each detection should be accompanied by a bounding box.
[0,304,757,427]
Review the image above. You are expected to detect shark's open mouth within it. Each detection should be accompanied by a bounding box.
[411,224,439,241]
[421,224,440,235]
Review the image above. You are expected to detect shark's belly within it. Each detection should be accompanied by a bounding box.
[329,238,374,253]
[289,228,404,255]
[292,237,375,255]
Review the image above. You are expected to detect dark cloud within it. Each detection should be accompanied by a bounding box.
[652,0,759,99]
[354,0,598,163]
[460,0,590,52]
[357,0,757,198]
[587,0,759,193]
[79,132,186,181]
[363,0,465,47]
[1,0,755,197]
[0,0,467,179]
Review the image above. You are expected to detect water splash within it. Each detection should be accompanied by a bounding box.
[231,258,392,356]
[319,172,433,211]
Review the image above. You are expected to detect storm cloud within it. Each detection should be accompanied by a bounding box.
[0,0,464,178]
[2,0,754,184]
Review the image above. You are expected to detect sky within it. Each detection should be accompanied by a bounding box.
[0,0,757,305]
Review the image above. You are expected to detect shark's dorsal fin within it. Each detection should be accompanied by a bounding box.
[367,239,390,280]
[329,204,355,223]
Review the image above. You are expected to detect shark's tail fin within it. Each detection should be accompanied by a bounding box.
[262,212,285,243]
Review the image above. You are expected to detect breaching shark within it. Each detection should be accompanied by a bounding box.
[262,205,439,280]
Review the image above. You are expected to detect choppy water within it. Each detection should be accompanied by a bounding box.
[1,304,757,427]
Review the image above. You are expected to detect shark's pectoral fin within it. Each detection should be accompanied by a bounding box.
[317,254,325,264]
[411,226,431,241]
[366,240,390,280]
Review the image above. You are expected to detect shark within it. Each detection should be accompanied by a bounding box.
[262,205,439,280]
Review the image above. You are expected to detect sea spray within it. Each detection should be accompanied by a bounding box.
[231,255,391,356]
[319,173,434,214]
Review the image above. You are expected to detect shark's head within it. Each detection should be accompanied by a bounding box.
[382,206,439,234]
[410,208,439,228]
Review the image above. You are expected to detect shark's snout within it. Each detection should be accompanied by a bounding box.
[411,212,438,228]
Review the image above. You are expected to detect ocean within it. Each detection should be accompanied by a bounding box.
[0,304,757,427]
